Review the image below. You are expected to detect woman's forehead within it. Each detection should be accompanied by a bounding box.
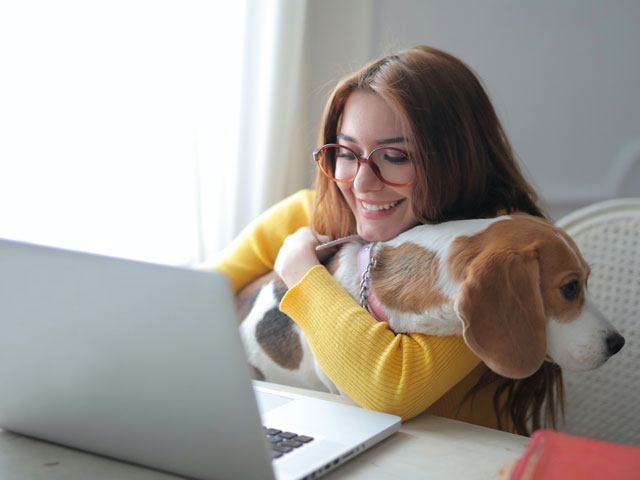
[339,90,407,145]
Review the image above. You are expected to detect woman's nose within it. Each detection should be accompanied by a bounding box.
[353,161,384,193]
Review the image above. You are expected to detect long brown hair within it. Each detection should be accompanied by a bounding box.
[311,45,562,435]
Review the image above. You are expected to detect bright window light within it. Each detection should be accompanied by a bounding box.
[0,0,245,265]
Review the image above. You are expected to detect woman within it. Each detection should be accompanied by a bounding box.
[209,45,563,435]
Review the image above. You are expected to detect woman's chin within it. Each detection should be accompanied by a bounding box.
[357,225,401,243]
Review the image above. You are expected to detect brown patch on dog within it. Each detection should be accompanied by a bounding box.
[449,234,486,282]
[255,305,303,370]
[370,243,449,314]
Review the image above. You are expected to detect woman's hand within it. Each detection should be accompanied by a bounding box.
[274,227,332,289]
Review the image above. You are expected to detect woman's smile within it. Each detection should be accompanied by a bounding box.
[358,198,405,217]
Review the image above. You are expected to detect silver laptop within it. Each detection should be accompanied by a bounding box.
[0,238,400,480]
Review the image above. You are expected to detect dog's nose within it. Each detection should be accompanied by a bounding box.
[606,333,625,356]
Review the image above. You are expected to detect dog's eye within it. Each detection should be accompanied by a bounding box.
[561,280,580,300]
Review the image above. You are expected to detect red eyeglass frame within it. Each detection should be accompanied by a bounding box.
[313,143,416,187]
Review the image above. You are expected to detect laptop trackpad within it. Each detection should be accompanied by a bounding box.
[255,390,294,414]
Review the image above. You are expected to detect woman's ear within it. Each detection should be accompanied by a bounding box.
[454,248,547,379]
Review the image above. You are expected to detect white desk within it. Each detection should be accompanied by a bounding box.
[0,382,529,480]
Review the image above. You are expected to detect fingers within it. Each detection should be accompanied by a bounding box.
[274,227,324,289]
[274,227,349,288]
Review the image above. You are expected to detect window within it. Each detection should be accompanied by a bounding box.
[0,0,246,265]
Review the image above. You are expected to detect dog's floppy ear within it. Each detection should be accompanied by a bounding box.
[454,248,547,379]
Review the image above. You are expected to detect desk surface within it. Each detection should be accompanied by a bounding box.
[0,382,528,480]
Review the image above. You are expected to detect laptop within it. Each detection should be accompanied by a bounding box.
[0,238,400,480]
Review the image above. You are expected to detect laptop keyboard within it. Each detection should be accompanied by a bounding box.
[264,427,314,459]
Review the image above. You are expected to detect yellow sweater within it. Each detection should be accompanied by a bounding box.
[207,189,508,429]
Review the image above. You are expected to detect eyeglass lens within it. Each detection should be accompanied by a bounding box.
[317,145,415,185]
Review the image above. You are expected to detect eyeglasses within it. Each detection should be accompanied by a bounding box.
[313,144,416,187]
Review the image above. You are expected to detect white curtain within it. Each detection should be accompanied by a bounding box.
[198,0,311,263]
[0,0,313,265]
[0,1,246,265]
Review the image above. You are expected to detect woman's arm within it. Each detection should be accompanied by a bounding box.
[281,266,481,421]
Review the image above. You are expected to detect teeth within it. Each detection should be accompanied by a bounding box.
[361,200,401,211]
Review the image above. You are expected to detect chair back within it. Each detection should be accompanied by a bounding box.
[555,198,640,446]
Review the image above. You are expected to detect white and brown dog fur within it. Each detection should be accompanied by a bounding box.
[237,213,625,395]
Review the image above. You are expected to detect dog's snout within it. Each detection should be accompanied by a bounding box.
[606,332,625,356]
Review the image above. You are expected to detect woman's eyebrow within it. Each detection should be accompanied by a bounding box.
[336,133,356,142]
[336,133,407,145]
[376,136,406,145]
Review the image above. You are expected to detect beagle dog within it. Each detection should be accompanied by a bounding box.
[236,213,625,394]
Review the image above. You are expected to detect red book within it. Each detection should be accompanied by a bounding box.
[507,429,640,480]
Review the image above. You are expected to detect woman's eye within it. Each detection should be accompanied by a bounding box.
[383,153,409,164]
[337,152,357,160]
[561,280,580,300]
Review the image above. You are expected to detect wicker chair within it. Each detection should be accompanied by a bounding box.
[555,198,640,446]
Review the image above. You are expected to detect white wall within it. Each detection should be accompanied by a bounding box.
[302,0,640,220]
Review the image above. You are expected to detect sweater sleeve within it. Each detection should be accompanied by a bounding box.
[280,265,482,421]
[201,189,314,292]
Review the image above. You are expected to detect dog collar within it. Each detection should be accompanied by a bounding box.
[357,242,389,324]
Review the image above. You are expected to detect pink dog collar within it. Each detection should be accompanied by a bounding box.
[357,243,389,324]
